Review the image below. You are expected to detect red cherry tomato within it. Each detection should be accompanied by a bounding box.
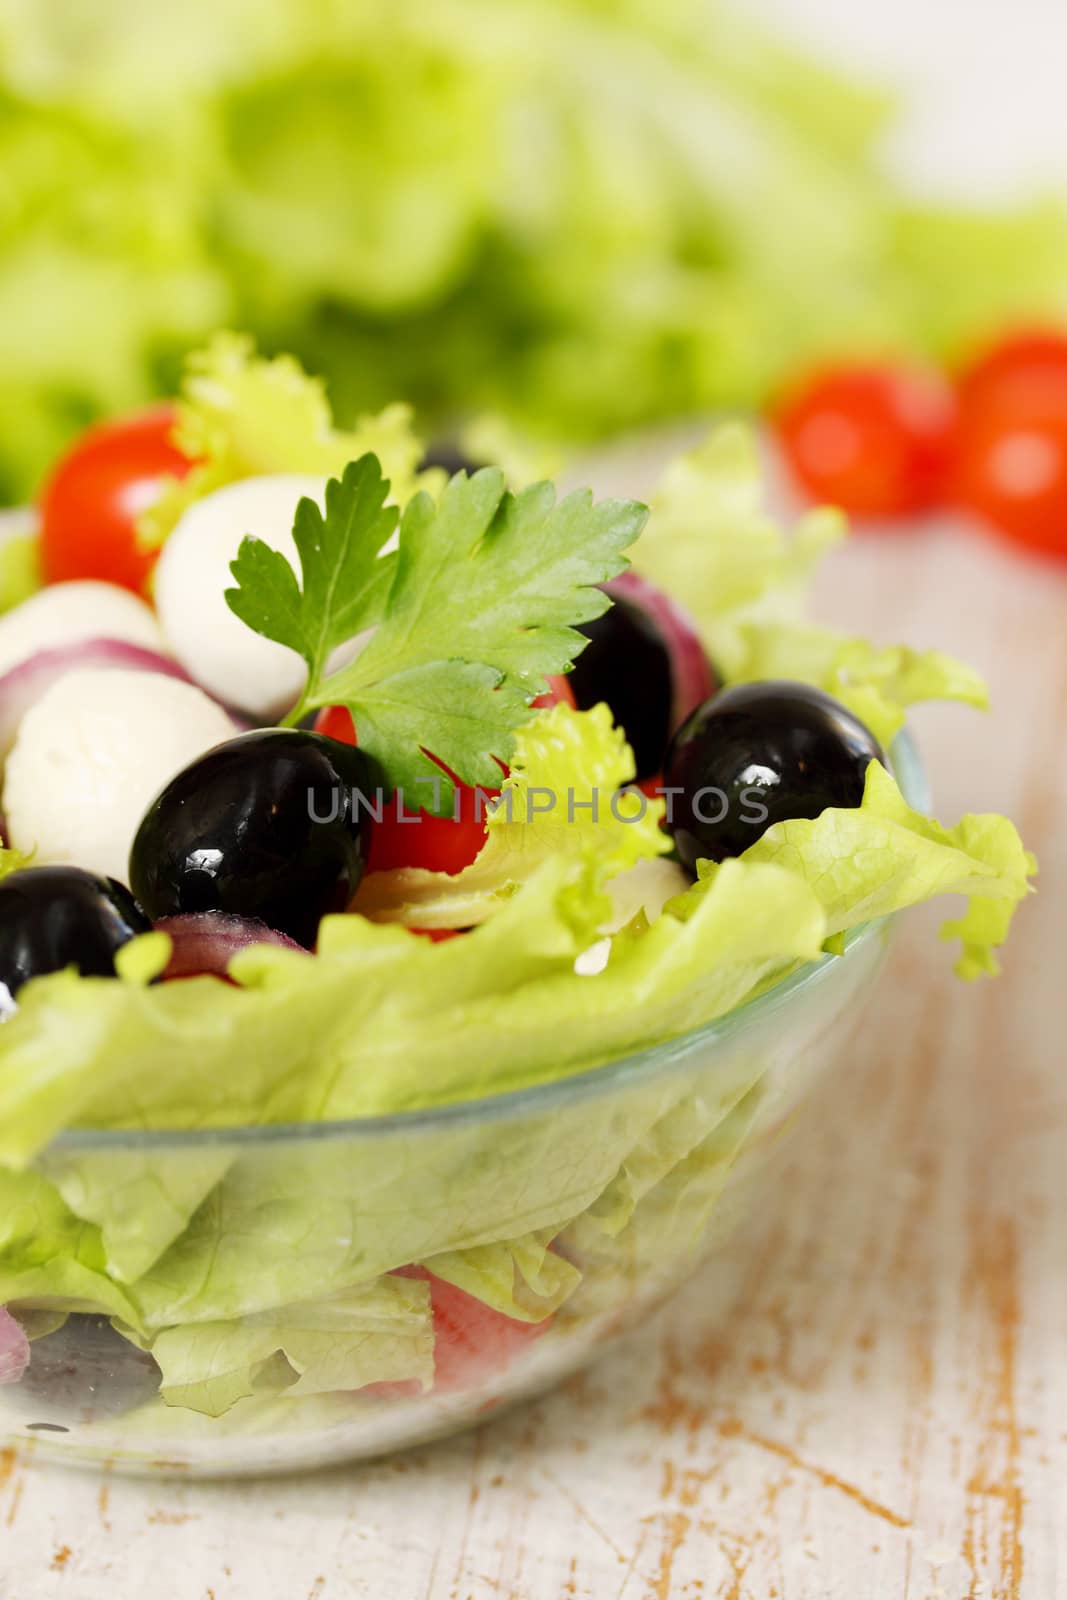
[952,396,1067,561]
[774,363,956,517]
[396,1267,551,1393]
[956,327,1067,419]
[315,674,574,876]
[39,406,193,597]
[531,672,576,710]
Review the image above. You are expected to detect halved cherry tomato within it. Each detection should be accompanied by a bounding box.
[39,406,193,597]
[956,327,1067,419]
[774,363,956,517]
[315,674,574,876]
[395,1266,551,1393]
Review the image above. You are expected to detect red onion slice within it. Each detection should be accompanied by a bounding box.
[0,1308,29,1386]
[155,914,304,981]
[606,571,716,732]
[0,638,194,759]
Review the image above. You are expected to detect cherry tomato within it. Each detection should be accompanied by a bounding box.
[315,675,574,876]
[39,406,193,597]
[396,1266,551,1393]
[952,396,1067,560]
[531,673,576,711]
[774,363,956,517]
[956,327,1067,419]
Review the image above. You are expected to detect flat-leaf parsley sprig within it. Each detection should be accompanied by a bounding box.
[225,455,647,810]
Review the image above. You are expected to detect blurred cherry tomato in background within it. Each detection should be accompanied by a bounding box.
[950,325,1067,560]
[952,397,1067,561]
[955,327,1067,419]
[39,407,192,596]
[774,363,956,517]
[315,674,574,876]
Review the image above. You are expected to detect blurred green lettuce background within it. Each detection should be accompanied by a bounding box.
[1,0,1066,502]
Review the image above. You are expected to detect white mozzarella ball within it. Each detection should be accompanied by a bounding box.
[154,475,327,719]
[0,581,164,678]
[3,668,237,883]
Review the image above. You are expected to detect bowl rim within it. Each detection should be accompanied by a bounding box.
[46,730,929,1154]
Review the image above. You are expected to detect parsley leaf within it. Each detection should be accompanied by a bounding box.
[225,456,647,809]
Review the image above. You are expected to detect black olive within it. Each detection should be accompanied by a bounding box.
[0,866,151,1000]
[129,729,380,948]
[569,592,676,780]
[664,681,885,871]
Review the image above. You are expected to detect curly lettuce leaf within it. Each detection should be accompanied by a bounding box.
[634,423,993,746]
[355,702,670,929]
[636,424,844,635]
[137,333,430,551]
[728,623,990,750]
[675,762,1035,979]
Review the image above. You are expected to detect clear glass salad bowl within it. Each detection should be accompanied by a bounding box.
[0,738,927,1479]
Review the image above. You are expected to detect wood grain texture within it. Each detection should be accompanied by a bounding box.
[1,466,1064,1600]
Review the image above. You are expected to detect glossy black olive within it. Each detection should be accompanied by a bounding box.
[129,729,380,948]
[0,866,152,999]
[664,681,885,871]
[569,592,676,780]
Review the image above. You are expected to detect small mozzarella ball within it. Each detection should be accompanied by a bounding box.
[0,581,164,678]
[4,668,236,883]
[154,475,327,719]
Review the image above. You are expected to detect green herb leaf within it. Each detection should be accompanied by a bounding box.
[226,454,399,685]
[225,456,646,806]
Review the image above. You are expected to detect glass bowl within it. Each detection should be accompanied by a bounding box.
[0,736,927,1478]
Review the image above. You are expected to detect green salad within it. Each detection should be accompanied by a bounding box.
[0,339,1034,1425]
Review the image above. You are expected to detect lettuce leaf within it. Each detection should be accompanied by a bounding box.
[137,333,432,551]
[126,1276,435,1417]
[727,623,990,750]
[0,1166,140,1326]
[424,1230,582,1324]
[635,423,992,747]
[354,702,670,929]
[675,762,1035,979]
[635,425,845,640]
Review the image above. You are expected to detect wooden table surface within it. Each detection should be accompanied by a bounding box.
[2,472,1065,1599]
